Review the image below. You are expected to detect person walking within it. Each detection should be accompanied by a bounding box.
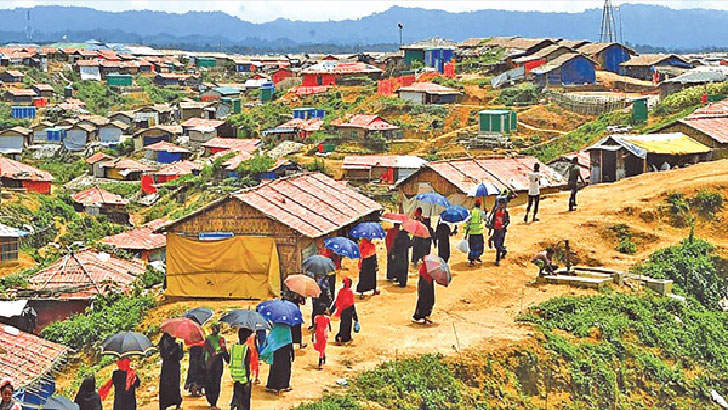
[524,163,541,223]
[74,376,103,410]
[466,199,486,267]
[1,379,22,410]
[262,323,294,394]
[312,313,331,369]
[203,323,229,410]
[99,359,141,410]
[488,198,510,266]
[411,207,432,266]
[568,157,585,212]
[433,220,455,263]
[243,329,260,385]
[229,329,252,410]
[184,340,205,397]
[391,226,411,287]
[385,224,399,281]
[286,293,307,349]
[356,238,379,297]
[158,333,184,410]
[333,278,358,344]
[412,262,435,324]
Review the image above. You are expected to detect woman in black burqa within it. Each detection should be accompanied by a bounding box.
[203,323,229,410]
[74,376,102,410]
[158,332,184,410]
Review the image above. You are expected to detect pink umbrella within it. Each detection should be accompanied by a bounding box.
[381,213,408,223]
[284,274,321,297]
[423,254,452,287]
[402,219,431,238]
[161,317,205,344]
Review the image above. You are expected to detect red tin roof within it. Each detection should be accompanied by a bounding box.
[0,157,53,182]
[681,117,728,144]
[331,114,398,131]
[145,141,190,153]
[180,118,225,128]
[72,186,128,205]
[0,326,69,389]
[155,160,201,176]
[202,138,261,154]
[102,226,166,251]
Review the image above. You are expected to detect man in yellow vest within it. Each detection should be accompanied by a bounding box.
[465,199,485,267]
[229,328,252,410]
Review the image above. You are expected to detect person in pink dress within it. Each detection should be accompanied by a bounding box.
[312,314,332,369]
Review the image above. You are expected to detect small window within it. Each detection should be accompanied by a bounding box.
[0,239,18,262]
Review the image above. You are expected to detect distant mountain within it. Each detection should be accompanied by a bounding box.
[1,4,727,52]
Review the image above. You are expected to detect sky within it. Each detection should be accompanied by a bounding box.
[1,0,728,23]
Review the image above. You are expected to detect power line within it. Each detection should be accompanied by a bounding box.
[599,0,619,43]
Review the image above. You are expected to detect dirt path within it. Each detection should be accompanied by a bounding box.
[128,161,728,410]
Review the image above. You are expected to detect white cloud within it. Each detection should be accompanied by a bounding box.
[1,0,728,23]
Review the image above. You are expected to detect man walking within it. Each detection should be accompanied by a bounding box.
[568,157,585,212]
[489,198,510,266]
[524,163,541,223]
[465,199,485,267]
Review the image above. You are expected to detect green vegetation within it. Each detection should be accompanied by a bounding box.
[135,75,186,104]
[655,81,728,115]
[495,84,541,106]
[40,291,156,351]
[432,76,463,90]
[73,79,135,116]
[667,190,724,227]
[99,181,141,198]
[136,265,165,288]
[634,237,727,308]
[33,158,87,184]
[236,154,275,174]
[0,104,31,128]
[609,224,637,254]
[294,396,362,410]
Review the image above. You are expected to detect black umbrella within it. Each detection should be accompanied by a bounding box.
[183,307,213,325]
[101,332,155,358]
[220,309,270,330]
[302,254,335,279]
[43,396,79,410]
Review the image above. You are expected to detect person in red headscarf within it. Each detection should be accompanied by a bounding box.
[356,238,379,297]
[413,262,435,325]
[99,358,141,410]
[311,313,331,369]
[333,278,358,344]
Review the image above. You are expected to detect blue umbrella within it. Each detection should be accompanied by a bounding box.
[183,307,213,325]
[256,300,303,327]
[302,254,336,278]
[350,222,386,240]
[324,237,360,259]
[415,192,450,208]
[470,182,501,197]
[440,205,469,223]
[43,396,79,410]
[220,309,270,330]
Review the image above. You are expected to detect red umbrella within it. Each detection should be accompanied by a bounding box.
[161,317,205,344]
[284,274,321,297]
[402,219,431,238]
[381,213,408,223]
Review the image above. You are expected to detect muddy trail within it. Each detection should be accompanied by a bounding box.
[78,161,728,410]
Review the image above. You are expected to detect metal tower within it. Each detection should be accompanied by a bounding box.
[599,0,618,43]
[25,9,33,42]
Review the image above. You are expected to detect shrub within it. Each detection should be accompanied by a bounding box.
[495,85,541,105]
[616,238,637,254]
[294,396,362,410]
[691,190,724,219]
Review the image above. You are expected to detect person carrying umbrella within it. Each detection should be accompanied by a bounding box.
[488,198,511,267]
[284,292,307,350]
[411,208,432,266]
[261,323,294,394]
[413,260,435,325]
[203,323,229,410]
[158,333,184,410]
[356,238,379,297]
[333,277,358,344]
[74,376,102,410]
[185,338,205,397]
[391,224,411,287]
[99,359,141,410]
[1,379,22,410]
[465,199,486,267]
[433,219,456,263]
[229,328,252,410]
[385,223,399,281]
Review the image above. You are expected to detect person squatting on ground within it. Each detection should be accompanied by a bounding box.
[532,248,558,276]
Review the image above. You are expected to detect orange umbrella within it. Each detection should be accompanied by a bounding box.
[161,317,205,344]
[402,219,431,238]
[284,274,321,297]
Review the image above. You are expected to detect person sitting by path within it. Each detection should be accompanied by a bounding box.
[532,248,558,276]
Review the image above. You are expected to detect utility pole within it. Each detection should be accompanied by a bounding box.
[599,0,618,43]
[398,23,404,47]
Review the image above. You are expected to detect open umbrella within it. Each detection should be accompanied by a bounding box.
[350,222,386,240]
[423,254,452,287]
[101,332,155,358]
[469,182,501,197]
[381,213,408,223]
[402,219,430,238]
[415,192,450,208]
[256,299,303,327]
[220,309,270,330]
[440,205,469,223]
[324,237,360,259]
[302,254,335,278]
[43,396,79,410]
[183,307,213,325]
[284,274,321,298]
[161,317,205,344]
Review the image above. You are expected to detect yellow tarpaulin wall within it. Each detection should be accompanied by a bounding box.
[166,233,281,299]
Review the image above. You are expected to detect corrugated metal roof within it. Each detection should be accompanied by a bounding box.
[663,70,726,84]
[620,54,689,67]
[180,118,224,128]
[202,138,261,154]
[681,117,728,144]
[72,186,128,205]
[279,118,324,132]
[0,326,69,389]
[99,158,155,171]
[330,114,398,131]
[588,133,710,157]
[0,223,27,238]
[686,100,728,119]
[397,82,460,94]
[86,152,113,164]
[577,42,636,56]
[102,226,166,251]
[145,141,190,153]
[26,249,144,299]
[227,173,382,238]
[531,53,593,74]
[302,62,382,75]
[342,155,427,170]
[156,160,201,176]
[0,157,54,182]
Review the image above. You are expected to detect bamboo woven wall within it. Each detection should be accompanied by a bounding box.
[398,168,462,197]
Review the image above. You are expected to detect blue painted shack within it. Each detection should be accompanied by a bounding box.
[400,38,457,72]
[424,48,455,73]
[577,42,636,73]
[45,127,67,143]
[532,54,596,86]
[620,54,693,81]
[11,106,36,119]
[293,108,325,119]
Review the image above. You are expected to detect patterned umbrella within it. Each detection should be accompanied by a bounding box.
[161,317,205,344]
[284,274,321,298]
[350,222,386,240]
[415,192,450,208]
[256,299,303,327]
[324,237,360,259]
[440,205,469,223]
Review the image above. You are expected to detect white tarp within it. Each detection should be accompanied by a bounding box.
[0,300,29,318]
